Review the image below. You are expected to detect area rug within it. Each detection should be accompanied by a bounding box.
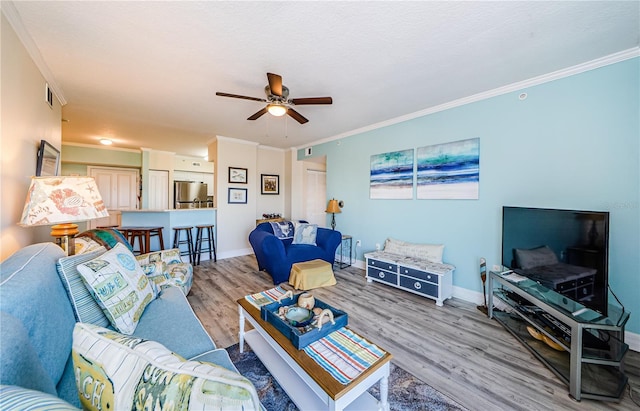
[226,343,466,411]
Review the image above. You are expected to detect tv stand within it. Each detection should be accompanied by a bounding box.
[488,271,629,402]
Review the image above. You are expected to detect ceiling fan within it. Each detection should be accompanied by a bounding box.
[216,73,332,124]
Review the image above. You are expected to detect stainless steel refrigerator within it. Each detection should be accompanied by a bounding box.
[174,181,208,208]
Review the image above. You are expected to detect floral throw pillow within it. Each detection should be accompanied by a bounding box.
[77,243,156,335]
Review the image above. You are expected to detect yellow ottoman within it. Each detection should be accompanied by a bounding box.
[289,259,337,290]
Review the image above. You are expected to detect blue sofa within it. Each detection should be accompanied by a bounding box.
[249,222,342,284]
[0,243,252,409]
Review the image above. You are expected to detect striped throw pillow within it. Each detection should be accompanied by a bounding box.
[56,247,110,328]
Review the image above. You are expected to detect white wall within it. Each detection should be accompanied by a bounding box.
[256,146,285,218]
[210,136,259,258]
[1,13,62,260]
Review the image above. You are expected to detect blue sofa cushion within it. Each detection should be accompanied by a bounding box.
[0,243,75,397]
[132,286,217,358]
[0,313,57,395]
[56,247,111,327]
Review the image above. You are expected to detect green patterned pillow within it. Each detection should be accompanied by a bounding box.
[77,243,156,335]
[72,323,261,411]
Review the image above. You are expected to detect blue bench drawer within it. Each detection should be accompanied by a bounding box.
[368,259,397,272]
[367,268,397,285]
[399,266,440,284]
[399,276,438,298]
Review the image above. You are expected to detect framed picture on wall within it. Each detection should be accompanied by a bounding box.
[261,174,279,195]
[228,187,247,204]
[36,140,60,176]
[228,167,248,184]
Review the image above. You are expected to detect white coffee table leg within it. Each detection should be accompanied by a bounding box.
[238,305,245,354]
[379,372,389,411]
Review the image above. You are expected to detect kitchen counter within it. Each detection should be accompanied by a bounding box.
[120,209,216,260]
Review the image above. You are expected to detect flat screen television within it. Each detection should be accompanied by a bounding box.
[502,206,609,315]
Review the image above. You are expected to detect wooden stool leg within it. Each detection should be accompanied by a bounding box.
[157,229,165,250]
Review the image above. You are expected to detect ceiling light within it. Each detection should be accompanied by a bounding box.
[100,139,112,145]
[267,104,287,117]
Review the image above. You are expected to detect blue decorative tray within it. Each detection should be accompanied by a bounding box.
[260,294,348,349]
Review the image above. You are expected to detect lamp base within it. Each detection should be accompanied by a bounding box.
[51,223,79,256]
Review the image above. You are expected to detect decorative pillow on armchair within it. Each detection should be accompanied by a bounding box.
[72,323,261,411]
[77,243,156,335]
[292,223,318,245]
[269,221,295,239]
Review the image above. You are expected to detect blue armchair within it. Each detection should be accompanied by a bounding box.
[249,222,342,284]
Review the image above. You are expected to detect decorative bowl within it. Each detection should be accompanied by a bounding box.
[285,307,314,327]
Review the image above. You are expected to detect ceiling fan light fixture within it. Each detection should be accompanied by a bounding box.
[267,104,287,117]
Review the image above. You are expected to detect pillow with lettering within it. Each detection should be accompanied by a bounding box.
[72,323,261,411]
[77,243,156,334]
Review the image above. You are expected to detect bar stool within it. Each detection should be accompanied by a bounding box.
[172,226,195,264]
[194,224,217,265]
[119,226,165,255]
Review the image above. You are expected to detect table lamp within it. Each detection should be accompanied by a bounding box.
[19,176,109,255]
[325,198,342,230]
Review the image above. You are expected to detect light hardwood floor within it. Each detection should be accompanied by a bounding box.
[187,255,640,411]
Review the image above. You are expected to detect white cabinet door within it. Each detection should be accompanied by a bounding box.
[149,170,169,209]
[88,166,138,210]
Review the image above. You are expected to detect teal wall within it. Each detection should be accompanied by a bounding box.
[301,58,639,334]
[62,144,142,168]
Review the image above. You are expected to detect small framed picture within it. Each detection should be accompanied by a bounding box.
[228,187,247,204]
[228,167,248,184]
[261,174,279,195]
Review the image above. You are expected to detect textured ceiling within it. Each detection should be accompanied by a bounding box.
[7,1,640,157]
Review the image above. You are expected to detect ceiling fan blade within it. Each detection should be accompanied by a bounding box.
[291,97,333,105]
[267,73,283,97]
[286,108,309,124]
[216,92,266,102]
[247,107,268,121]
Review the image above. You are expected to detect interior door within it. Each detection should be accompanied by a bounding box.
[304,169,327,226]
[148,169,169,209]
[87,166,139,229]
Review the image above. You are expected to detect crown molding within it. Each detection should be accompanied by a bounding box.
[299,47,640,151]
[2,1,67,105]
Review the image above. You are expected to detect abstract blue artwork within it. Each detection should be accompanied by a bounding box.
[416,138,480,199]
[370,149,414,199]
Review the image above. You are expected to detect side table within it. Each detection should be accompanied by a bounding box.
[336,234,352,269]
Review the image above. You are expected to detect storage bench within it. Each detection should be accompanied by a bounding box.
[364,251,455,306]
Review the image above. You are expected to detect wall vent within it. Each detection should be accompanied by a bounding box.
[45,83,53,108]
[305,147,312,156]
[192,162,201,167]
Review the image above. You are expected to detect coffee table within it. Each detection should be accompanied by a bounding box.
[237,298,392,411]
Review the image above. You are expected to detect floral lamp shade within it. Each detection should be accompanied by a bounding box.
[19,176,109,255]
